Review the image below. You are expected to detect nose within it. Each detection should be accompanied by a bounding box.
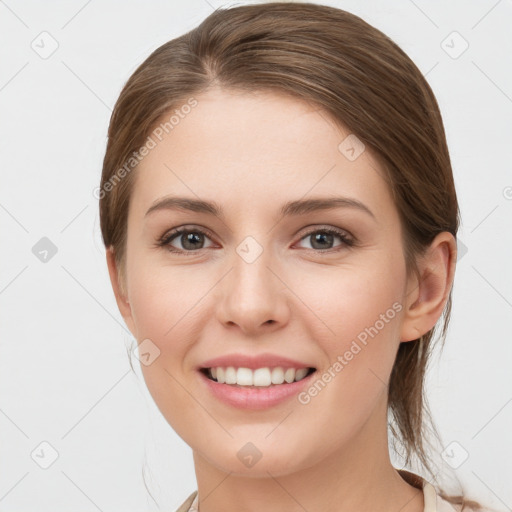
[215,246,291,336]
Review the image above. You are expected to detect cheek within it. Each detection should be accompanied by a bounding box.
[126,262,212,400]
[128,261,200,341]
[127,265,202,427]
[294,261,404,411]
[297,260,404,349]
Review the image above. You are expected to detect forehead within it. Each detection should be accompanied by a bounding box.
[130,87,396,223]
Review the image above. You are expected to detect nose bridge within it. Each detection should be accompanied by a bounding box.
[216,234,288,332]
[231,235,276,303]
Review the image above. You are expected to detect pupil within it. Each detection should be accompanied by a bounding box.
[183,232,203,250]
[312,232,333,249]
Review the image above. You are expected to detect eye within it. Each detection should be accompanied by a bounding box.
[295,227,354,252]
[157,226,215,254]
[157,225,354,255]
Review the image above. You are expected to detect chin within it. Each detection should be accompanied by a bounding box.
[198,438,313,478]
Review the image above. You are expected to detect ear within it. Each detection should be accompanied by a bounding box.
[400,232,457,342]
[106,246,137,337]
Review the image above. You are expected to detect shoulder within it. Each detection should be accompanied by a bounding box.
[437,494,496,512]
[174,490,198,512]
[437,495,463,512]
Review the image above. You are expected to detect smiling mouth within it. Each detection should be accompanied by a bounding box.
[199,367,316,387]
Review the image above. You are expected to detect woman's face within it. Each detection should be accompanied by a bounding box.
[114,87,418,476]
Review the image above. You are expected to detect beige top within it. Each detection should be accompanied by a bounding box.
[174,470,471,512]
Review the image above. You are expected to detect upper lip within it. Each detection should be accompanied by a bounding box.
[198,353,316,370]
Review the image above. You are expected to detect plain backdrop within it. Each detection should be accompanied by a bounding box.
[0,0,511,511]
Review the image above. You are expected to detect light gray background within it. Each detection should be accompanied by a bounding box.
[1,0,511,511]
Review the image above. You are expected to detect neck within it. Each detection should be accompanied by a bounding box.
[191,397,424,512]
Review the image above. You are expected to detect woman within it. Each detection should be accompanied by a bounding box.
[98,3,490,511]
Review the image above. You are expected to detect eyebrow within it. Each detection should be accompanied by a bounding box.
[145,196,375,220]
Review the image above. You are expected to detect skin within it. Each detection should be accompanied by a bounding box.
[107,86,457,512]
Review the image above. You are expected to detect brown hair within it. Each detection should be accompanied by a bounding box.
[99,2,483,509]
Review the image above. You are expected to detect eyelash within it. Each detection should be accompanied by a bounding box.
[156,225,355,256]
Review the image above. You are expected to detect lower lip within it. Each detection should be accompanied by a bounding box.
[198,370,316,410]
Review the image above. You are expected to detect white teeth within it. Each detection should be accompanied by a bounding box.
[294,368,309,381]
[207,366,312,386]
[284,368,295,383]
[253,368,271,386]
[237,367,253,385]
[225,367,237,384]
[271,367,285,385]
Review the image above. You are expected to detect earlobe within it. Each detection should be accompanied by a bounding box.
[105,247,136,336]
[399,232,457,342]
